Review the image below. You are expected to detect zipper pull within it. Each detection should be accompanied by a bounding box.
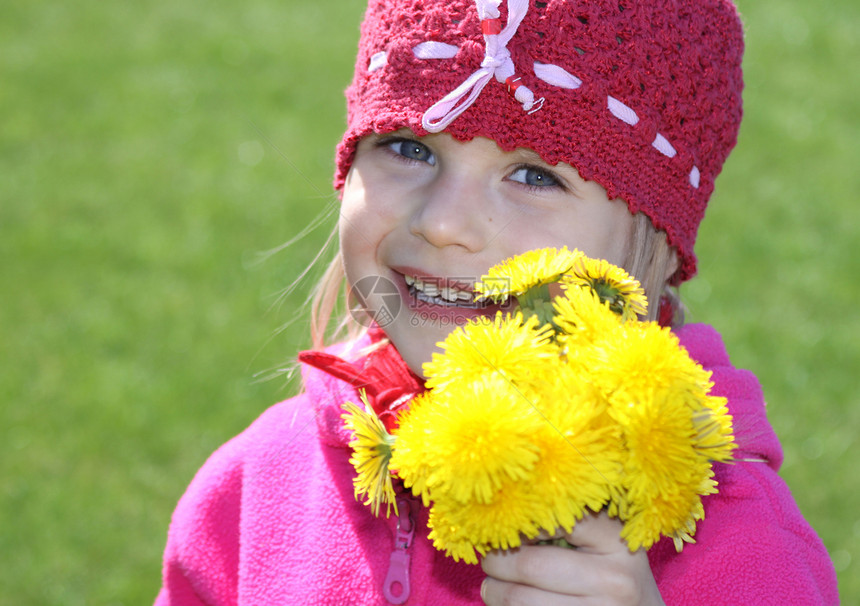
[383,497,415,604]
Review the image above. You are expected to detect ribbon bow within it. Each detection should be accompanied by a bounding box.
[422,0,541,132]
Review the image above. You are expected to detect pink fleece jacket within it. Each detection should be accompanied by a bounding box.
[156,324,838,605]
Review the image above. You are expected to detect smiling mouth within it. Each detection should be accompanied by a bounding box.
[404,274,488,308]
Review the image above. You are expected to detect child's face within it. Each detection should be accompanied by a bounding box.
[340,130,634,376]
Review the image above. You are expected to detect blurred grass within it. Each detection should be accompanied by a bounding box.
[687,0,860,599]
[1,0,857,603]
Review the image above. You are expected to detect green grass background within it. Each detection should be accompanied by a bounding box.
[2,0,857,603]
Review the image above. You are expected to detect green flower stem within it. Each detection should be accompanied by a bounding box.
[515,285,563,333]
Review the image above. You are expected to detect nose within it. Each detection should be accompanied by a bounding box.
[409,170,492,252]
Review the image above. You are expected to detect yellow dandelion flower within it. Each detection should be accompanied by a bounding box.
[533,369,623,526]
[691,396,736,463]
[429,407,619,563]
[422,312,559,395]
[586,322,735,550]
[474,247,585,303]
[620,474,713,552]
[589,321,715,408]
[427,476,546,563]
[417,363,623,562]
[610,385,718,551]
[341,394,397,517]
[388,392,436,506]
[425,505,483,564]
[523,417,620,534]
[553,283,625,354]
[393,373,545,506]
[562,255,647,319]
[341,246,736,557]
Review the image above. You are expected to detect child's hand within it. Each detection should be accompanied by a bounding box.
[480,512,665,605]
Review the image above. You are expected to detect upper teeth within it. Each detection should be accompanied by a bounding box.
[405,275,474,303]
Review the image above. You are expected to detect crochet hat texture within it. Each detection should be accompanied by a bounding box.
[335,0,745,283]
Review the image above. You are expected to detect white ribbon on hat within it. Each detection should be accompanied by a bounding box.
[421,0,538,132]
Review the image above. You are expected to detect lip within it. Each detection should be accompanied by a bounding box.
[390,266,515,321]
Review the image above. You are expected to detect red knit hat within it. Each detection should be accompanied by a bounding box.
[334,0,745,284]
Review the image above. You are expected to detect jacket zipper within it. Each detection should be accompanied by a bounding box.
[383,496,416,604]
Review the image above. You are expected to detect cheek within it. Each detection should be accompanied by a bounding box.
[338,200,362,258]
[338,181,377,276]
[600,203,637,264]
[340,171,400,234]
[503,206,632,266]
[562,201,634,264]
[338,173,406,286]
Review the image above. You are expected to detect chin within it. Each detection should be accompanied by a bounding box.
[384,323,447,379]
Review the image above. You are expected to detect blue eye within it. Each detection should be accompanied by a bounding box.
[387,139,436,165]
[509,166,560,187]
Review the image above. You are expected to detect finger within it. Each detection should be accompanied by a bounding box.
[564,511,629,554]
[483,543,659,603]
[482,546,592,595]
[481,575,584,606]
[529,528,567,544]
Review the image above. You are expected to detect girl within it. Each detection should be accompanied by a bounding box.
[157,0,838,603]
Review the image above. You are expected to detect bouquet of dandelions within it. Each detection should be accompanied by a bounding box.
[342,247,735,564]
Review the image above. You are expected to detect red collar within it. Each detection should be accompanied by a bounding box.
[297,326,425,432]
